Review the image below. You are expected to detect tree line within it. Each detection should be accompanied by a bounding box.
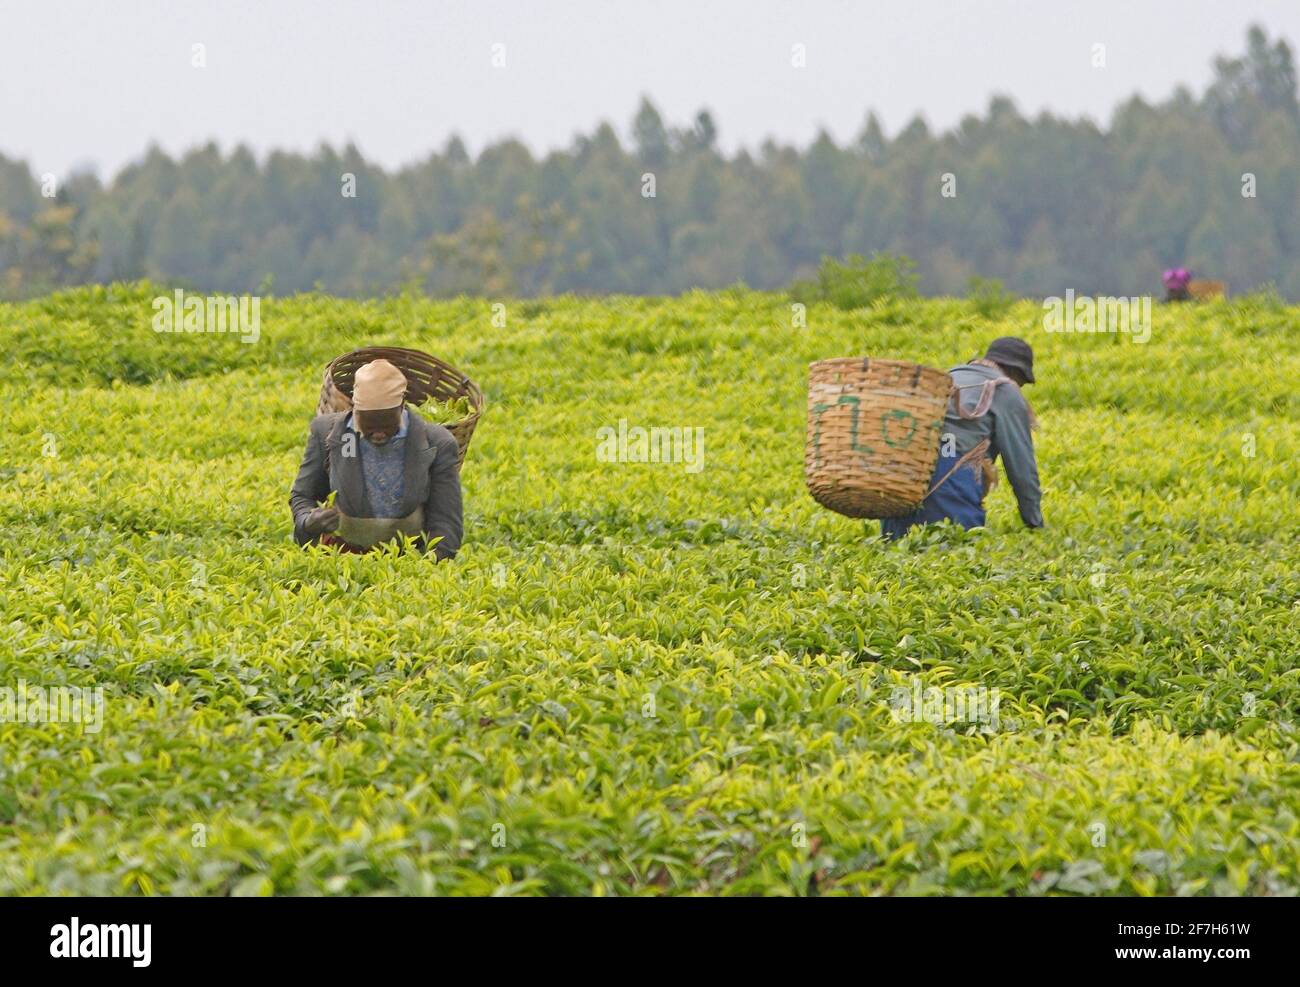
[1,26,1297,301]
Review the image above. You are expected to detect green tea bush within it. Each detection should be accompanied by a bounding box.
[0,285,1296,896]
[966,276,1018,320]
[792,253,920,310]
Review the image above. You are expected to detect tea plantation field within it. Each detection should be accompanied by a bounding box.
[1,283,1297,895]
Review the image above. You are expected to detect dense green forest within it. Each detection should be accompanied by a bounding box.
[2,26,1297,301]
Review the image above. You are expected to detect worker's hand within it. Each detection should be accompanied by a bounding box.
[304,506,340,536]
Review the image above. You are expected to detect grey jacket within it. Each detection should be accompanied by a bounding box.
[289,411,464,559]
[946,363,1043,528]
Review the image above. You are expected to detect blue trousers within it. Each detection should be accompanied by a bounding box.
[881,448,986,540]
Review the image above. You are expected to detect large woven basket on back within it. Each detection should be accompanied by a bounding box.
[1188,279,1227,300]
[316,346,484,468]
[805,358,951,518]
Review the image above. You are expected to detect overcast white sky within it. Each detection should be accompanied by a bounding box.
[4,0,1299,179]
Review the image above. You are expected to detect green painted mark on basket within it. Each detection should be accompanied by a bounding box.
[837,395,874,456]
[881,408,918,449]
[810,395,873,463]
[810,402,833,462]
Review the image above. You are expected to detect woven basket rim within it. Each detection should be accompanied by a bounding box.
[316,346,485,469]
[324,346,485,423]
[809,356,950,375]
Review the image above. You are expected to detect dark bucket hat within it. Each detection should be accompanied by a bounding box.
[984,336,1035,384]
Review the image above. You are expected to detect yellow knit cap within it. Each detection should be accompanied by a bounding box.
[352,359,407,411]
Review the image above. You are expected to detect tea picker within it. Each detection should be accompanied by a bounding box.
[289,348,484,557]
[805,337,1042,538]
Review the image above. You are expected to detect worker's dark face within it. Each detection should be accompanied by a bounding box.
[354,406,402,445]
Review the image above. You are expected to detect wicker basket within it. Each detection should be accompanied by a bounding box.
[805,358,951,518]
[316,346,484,468]
[1188,279,1227,301]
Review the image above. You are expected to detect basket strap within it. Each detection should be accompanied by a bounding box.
[950,376,1013,420]
[923,438,991,502]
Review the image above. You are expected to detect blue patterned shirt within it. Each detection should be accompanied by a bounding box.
[345,410,408,518]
